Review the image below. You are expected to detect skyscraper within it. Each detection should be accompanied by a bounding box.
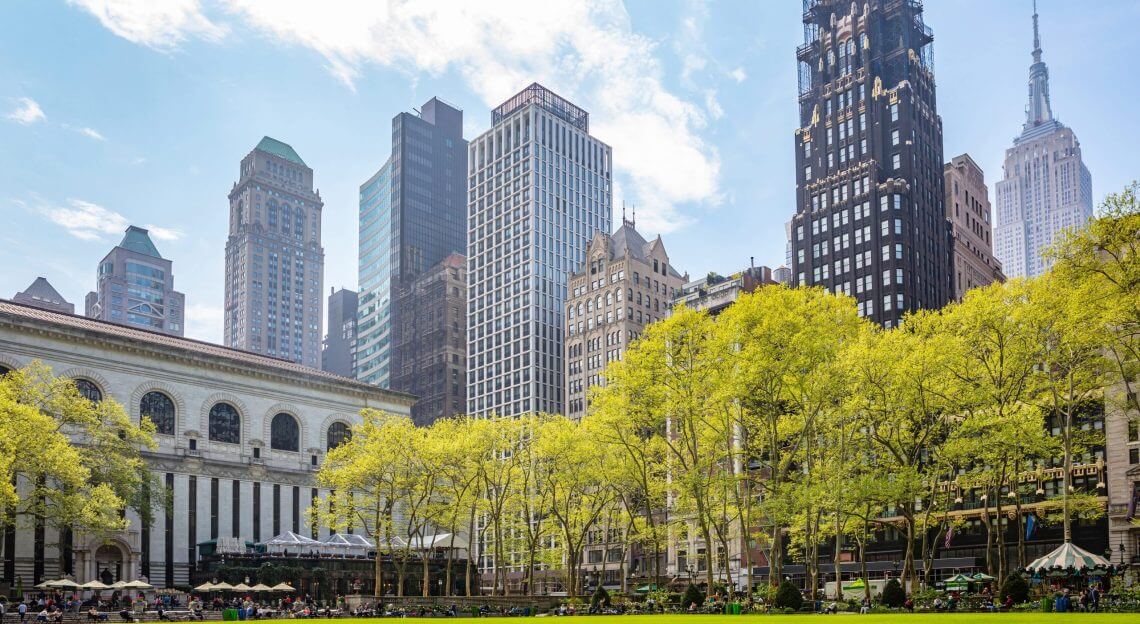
[391,253,467,426]
[322,287,358,378]
[790,0,954,328]
[225,137,324,367]
[13,277,74,314]
[85,226,185,335]
[564,217,684,419]
[356,97,467,389]
[467,83,613,418]
[994,3,1093,279]
[944,154,1004,299]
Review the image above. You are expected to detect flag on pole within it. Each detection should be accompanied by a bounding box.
[1025,513,1037,540]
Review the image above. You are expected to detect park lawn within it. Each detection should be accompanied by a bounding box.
[311,615,1135,623]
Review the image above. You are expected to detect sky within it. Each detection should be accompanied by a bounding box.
[2,0,1138,344]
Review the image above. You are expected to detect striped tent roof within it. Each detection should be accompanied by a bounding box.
[1025,542,1112,576]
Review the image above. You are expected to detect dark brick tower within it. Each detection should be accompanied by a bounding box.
[790,0,953,327]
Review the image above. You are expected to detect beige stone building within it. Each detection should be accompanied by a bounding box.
[944,154,1004,299]
[1106,382,1140,576]
[0,298,412,589]
[563,218,685,420]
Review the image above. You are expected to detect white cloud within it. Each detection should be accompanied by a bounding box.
[144,224,183,241]
[729,67,747,83]
[69,0,721,234]
[6,97,46,125]
[78,127,106,140]
[704,89,724,120]
[62,123,107,140]
[68,0,226,50]
[184,302,223,342]
[39,198,130,240]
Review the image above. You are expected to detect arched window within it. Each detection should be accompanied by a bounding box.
[271,413,300,452]
[327,422,351,451]
[140,391,175,436]
[208,402,241,444]
[74,379,102,403]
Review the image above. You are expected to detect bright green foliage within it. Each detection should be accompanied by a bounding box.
[0,361,156,542]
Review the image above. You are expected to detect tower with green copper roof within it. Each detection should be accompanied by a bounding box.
[84,225,186,335]
[225,136,325,368]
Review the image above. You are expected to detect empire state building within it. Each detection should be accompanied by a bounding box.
[994,2,1093,279]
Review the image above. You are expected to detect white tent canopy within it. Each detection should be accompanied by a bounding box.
[264,531,320,554]
[321,533,374,554]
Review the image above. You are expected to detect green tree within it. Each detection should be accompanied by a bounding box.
[0,362,156,565]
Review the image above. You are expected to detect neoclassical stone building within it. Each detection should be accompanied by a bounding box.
[0,299,414,590]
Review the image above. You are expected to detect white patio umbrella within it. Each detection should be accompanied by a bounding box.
[80,581,111,590]
[270,583,295,592]
[123,580,153,590]
[193,582,215,592]
[250,584,273,592]
[48,579,83,589]
[212,582,234,591]
[232,583,253,592]
[109,581,128,590]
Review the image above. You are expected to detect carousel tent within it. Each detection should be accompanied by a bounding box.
[264,531,320,554]
[1025,542,1114,576]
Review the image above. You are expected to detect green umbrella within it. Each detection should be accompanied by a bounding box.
[972,572,995,581]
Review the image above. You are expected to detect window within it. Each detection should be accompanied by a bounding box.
[74,379,102,403]
[1131,448,1139,465]
[327,422,351,450]
[891,129,899,146]
[140,391,175,435]
[270,412,300,452]
[208,402,241,444]
[892,153,901,170]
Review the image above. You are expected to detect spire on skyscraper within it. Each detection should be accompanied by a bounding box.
[1025,0,1054,128]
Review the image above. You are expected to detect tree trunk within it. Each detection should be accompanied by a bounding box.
[833,509,843,601]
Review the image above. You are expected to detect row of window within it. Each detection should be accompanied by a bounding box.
[68,377,351,452]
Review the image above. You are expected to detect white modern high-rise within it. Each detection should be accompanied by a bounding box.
[994,3,1093,279]
[466,83,612,418]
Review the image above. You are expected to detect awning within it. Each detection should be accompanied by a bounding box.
[1025,542,1114,577]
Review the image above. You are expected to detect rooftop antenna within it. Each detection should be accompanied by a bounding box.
[632,204,637,228]
[622,200,627,223]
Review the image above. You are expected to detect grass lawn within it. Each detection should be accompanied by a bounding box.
[310,615,1134,623]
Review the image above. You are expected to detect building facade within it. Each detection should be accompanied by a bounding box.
[466,83,613,418]
[85,226,185,336]
[994,5,1093,279]
[564,219,684,419]
[790,0,954,328]
[390,253,467,426]
[356,98,467,390]
[13,277,74,314]
[1106,383,1140,578]
[944,154,1004,299]
[0,299,413,590]
[321,287,357,378]
[670,264,776,316]
[224,137,324,368]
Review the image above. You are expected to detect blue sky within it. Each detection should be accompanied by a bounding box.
[2,0,1138,343]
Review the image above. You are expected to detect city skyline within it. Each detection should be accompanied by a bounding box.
[2,1,1139,343]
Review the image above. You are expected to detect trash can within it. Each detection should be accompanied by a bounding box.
[732,603,742,615]
[222,608,238,621]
